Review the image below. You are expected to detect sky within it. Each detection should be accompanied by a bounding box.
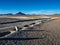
[0,0,60,14]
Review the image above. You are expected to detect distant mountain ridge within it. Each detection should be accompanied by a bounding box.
[0,12,26,16]
[0,12,60,16]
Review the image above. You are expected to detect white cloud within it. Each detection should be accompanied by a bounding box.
[26,10,60,14]
[0,10,60,15]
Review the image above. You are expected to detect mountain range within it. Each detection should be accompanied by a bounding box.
[0,12,26,16]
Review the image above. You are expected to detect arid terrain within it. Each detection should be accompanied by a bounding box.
[0,15,60,45]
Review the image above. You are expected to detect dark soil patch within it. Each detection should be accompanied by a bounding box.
[0,31,10,37]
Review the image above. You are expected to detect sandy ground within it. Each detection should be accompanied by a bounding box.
[0,18,20,23]
[0,15,60,45]
[0,15,52,20]
[25,19,60,45]
[0,19,60,45]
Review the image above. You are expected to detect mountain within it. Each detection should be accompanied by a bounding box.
[0,13,13,16]
[15,12,25,15]
[0,12,26,16]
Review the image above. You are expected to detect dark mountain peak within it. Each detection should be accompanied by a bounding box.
[16,12,25,15]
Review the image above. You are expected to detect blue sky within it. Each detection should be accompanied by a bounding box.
[0,0,60,14]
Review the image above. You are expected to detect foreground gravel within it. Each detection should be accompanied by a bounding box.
[0,19,60,45]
